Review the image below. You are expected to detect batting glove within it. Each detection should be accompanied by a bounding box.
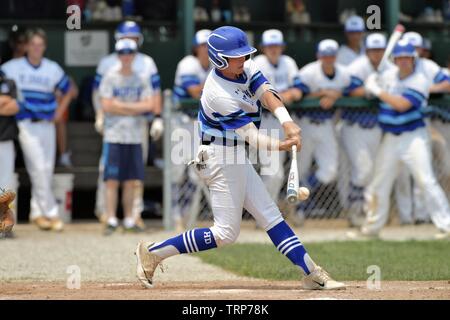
[364,73,382,98]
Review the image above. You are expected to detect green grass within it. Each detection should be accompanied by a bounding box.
[196,241,450,281]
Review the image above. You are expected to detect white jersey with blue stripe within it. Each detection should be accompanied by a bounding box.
[199,59,268,143]
[344,55,395,127]
[253,54,300,92]
[0,57,70,120]
[378,66,431,134]
[173,55,211,100]
[416,58,450,85]
[297,61,352,121]
[94,52,160,94]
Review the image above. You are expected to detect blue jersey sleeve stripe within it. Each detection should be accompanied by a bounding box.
[55,75,71,94]
[182,79,201,89]
[94,74,102,89]
[249,73,268,94]
[296,81,310,95]
[433,71,450,84]
[151,74,161,89]
[378,110,423,125]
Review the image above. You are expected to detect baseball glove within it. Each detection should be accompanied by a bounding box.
[0,188,16,233]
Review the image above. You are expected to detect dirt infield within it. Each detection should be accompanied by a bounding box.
[1,222,449,300]
[1,280,450,300]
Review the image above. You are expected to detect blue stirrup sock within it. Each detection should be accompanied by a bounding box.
[148,228,217,259]
[267,220,316,275]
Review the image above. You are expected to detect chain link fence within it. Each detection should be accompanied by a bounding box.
[163,90,450,229]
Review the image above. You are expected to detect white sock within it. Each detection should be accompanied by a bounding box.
[124,217,136,228]
[107,217,119,227]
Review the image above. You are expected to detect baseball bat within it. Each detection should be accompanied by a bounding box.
[286,145,299,204]
[378,24,405,72]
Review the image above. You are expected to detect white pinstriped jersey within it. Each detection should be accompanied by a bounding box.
[253,54,300,92]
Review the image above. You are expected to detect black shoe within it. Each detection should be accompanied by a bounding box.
[103,224,117,236]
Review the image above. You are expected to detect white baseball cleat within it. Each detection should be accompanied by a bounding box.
[135,241,163,289]
[302,266,346,290]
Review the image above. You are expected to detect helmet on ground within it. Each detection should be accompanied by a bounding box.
[115,21,143,46]
[207,26,256,69]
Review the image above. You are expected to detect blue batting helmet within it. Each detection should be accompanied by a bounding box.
[207,26,257,70]
[392,39,416,58]
[115,21,143,46]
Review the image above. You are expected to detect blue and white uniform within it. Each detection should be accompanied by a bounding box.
[1,57,71,220]
[339,33,395,224]
[362,58,450,234]
[145,27,319,279]
[294,59,352,189]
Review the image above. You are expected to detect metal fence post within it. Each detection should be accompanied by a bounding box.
[163,89,173,230]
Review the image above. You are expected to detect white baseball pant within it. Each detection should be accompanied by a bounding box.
[363,127,450,234]
[294,116,338,184]
[0,140,15,189]
[17,120,58,219]
[194,143,284,246]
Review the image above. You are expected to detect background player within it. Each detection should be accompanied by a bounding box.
[98,39,155,235]
[135,26,345,290]
[293,39,352,219]
[342,33,394,226]
[253,29,302,208]
[93,21,162,230]
[171,29,211,230]
[336,15,365,66]
[1,28,72,232]
[395,31,450,224]
[360,39,450,239]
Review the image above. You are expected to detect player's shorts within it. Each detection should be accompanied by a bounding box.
[102,143,144,182]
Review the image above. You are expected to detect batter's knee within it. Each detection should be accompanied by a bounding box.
[210,224,240,247]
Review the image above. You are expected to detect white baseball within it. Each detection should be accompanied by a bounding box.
[298,187,310,201]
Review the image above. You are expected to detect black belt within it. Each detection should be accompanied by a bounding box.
[201,136,241,147]
[30,118,46,123]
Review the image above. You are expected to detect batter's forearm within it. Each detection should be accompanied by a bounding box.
[378,92,412,112]
[235,122,280,151]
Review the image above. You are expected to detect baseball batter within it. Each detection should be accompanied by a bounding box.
[253,29,302,202]
[93,21,162,228]
[293,39,352,218]
[171,29,211,229]
[342,33,394,226]
[361,39,450,238]
[1,28,72,232]
[135,26,345,290]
